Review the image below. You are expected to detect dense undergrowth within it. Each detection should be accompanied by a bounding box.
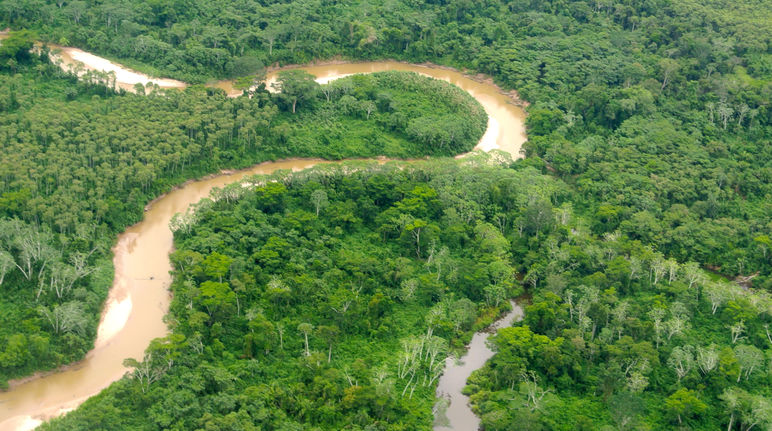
[467,218,772,430]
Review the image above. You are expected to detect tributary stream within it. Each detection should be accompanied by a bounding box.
[434,301,524,430]
[0,41,527,430]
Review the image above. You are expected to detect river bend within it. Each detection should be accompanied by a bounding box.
[0,44,526,430]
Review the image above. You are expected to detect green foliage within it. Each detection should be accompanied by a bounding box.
[289,71,487,158]
[0,30,35,68]
[272,69,319,113]
[4,0,772,428]
[0,60,485,383]
[42,159,556,430]
[467,210,772,430]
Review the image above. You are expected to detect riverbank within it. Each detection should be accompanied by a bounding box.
[0,46,527,430]
[33,160,545,431]
[25,42,527,156]
[234,57,529,108]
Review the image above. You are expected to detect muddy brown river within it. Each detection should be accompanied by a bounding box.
[0,43,527,430]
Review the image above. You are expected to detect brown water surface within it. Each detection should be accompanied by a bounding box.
[0,44,527,430]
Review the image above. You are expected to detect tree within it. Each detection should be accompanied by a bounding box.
[405,218,428,258]
[520,371,551,412]
[38,301,88,336]
[261,25,283,55]
[316,325,339,362]
[231,58,265,83]
[272,70,319,113]
[399,278,419,302]
[665,315,688,341]
[0,334,30,368]
[650,256,667,286]
[491,326,564,387]
[667,345,694,382]
[610,300,630,340]
[484,284,507,308]
[361,100,376,119]
[196,281,236,319]
[721,388,772,431]
[754,235,772,260]
[736,103,750,127]
[659,58,680,90]
[329,285,360,329]
[696,345,719,375]
[721,388,743,431]
[609,392,644,431]
[706,282,727,314]
[248,314,277,356]
[0,30,35,65]
[298,323,314,356]
[170,211,196,237]
[66,1,86,24]
[740,395,772,431]
[523,198,553,235]
[0,249,13,286]
[665,388,707,425]
[718,102,734,130]
[681,262,704,290]
[310,189,329,216]
[123,351,170,394]
[449,298,476,333]
[426,244,450,282]
[199,252,232,282]
[276,320,286,351]
[266,276,292,308]
[734,344,763,382]
[648,308,666,348]
[729,320,746,344]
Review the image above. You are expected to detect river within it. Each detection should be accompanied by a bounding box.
[434,301,524,430]
[0,42,527,430]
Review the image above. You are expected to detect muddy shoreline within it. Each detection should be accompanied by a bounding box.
[247,57,529,108]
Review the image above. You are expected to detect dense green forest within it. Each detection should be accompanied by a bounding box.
[467,208,772,430]
[0,36,485,385]
[3,0,771,284]
[42,159,552,430]
[2,0,772,429]
[41,159,772,430]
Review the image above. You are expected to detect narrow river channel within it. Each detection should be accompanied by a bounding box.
[0,42,527,430]
[434,301,524,430]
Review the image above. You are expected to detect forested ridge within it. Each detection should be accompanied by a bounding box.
[1,0,772,429]
[0,37,486,386]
